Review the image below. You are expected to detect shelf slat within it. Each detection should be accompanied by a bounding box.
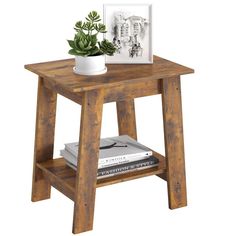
[37,153,166,201]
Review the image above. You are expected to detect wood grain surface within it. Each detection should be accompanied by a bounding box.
[73,89,104,234]
[36,151,166,201]
[31,77,57,202]
[43,78,162,105]
[162,76,187,209]
[25,56,194,93]
[116,99,137,140]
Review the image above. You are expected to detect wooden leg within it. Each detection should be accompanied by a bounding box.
[116,99,137,140]
[72,89,104,234]
[162,77,187,209]
[32,77,57,202]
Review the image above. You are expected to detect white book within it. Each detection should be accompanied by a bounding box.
[63,135,152,168]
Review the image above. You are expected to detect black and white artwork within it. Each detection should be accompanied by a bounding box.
[104,4,153,64]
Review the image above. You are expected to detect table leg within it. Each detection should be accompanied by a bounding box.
[116,99,137,140]
[32,77,57,202]
[73,89,104,234]
[162,77,187,209]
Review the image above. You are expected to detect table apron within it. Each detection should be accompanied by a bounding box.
[43,78,162,104]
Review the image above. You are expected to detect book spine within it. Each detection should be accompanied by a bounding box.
[98,151,152,167]
[60,150,77,166]
[65,147,152,169]
[65,160,158,179]
[98,159,157,178]
[65,146,77,157]
[97,163,158,179]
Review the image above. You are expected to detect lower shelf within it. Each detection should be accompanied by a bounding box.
[37,152,166,201]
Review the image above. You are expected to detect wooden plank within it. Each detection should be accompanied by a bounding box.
[73,89,104,234]
[36,151,166,195]
[31,77,57,202]
[44,79,161,105]
[156,173,167,181]
[162,76,187,209]
[105,79,161,103]
[43,79,83,104]
[116,99,137,140]
[37,162,75,201]
[25,56,194,93]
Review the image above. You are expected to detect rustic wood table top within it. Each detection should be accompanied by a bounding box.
[25,55,194,93]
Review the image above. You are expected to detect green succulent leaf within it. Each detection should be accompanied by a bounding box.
[68,49,78,55]
[87,11,101,22]
[75,30,85,39]
[76,50,89,56]
[74,38,80,49]
[88,34,97,46]
[83,41,91,50]
[90,46,101,56]
[79,40,85,50]
[75,21,83,29]
[83,22,94,31]
[67,40,75,49]
[94,23,107,33]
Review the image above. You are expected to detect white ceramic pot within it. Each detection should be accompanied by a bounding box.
[74,54,107,75]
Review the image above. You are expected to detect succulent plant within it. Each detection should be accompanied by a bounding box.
[99,39,117,56]
[67,11,116,57]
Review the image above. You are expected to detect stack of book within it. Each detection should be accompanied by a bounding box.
[60,135,159,179]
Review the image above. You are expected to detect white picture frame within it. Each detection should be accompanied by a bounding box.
[103,4,153,64]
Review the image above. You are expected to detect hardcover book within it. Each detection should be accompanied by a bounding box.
[65,156,159,179]
[63,135,152,168]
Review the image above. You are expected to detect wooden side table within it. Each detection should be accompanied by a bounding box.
[25,55,194,234]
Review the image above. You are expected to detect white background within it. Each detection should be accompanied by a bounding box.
[0,0,236,235]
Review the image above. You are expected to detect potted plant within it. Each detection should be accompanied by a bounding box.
[67,11,116,75]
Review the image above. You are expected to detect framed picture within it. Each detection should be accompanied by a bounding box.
[103,4,153,64]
